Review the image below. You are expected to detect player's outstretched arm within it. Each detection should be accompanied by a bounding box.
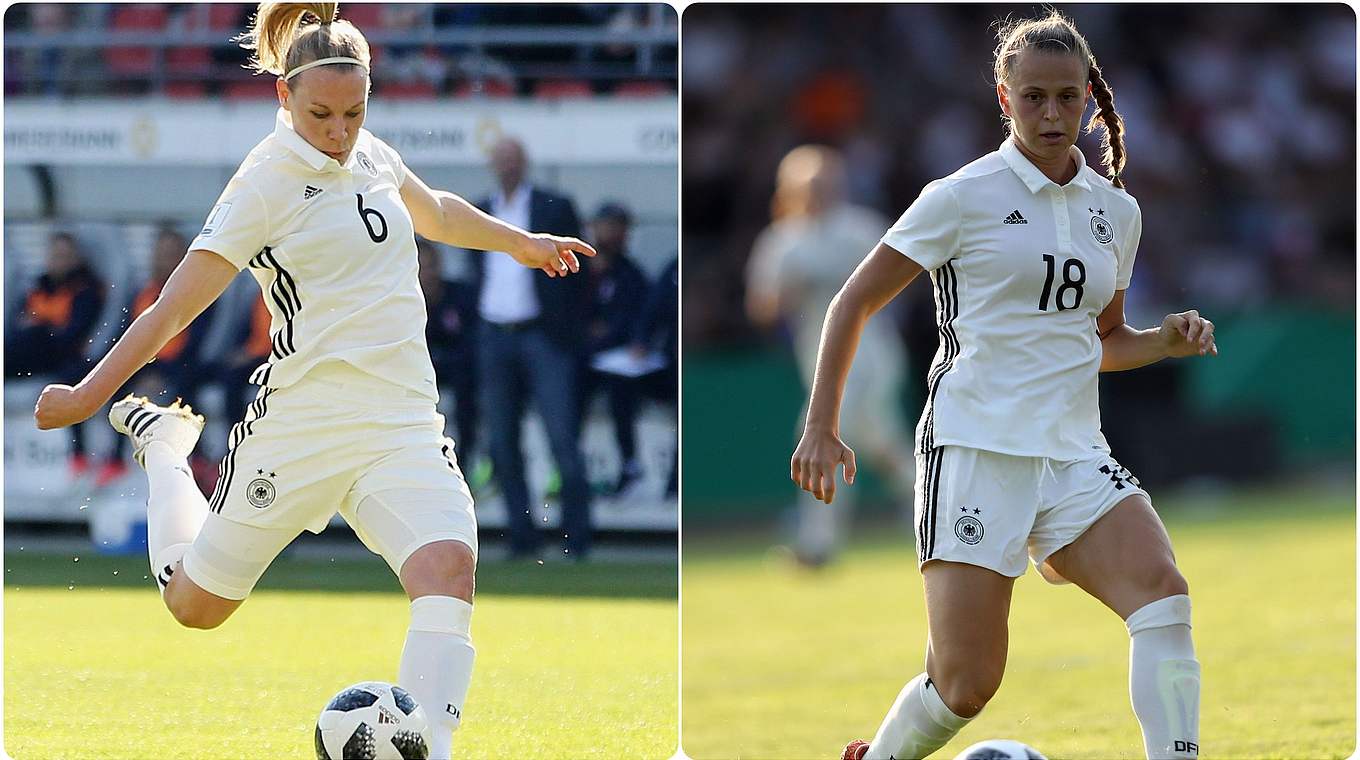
[791,242,923,504]
[1097,290,1218,372]
[400,170,595,278]
[34,250,239,430]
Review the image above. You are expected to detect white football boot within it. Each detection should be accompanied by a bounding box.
[108,395,205,466]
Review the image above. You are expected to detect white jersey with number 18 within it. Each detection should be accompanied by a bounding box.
[882,138,1142,460]
[189,108,437,400]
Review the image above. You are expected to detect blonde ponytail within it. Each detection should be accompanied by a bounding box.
[238,3,369,79]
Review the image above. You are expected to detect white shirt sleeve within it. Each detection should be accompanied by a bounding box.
[880,179,961,271]
[1115,198,1141,290]
[371,136,408,187]
[189,176,270,270]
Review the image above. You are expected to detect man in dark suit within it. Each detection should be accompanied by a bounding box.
[473,136,593,560]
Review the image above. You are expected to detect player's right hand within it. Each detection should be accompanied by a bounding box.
[791,428,857,505]
[34,383,97,430]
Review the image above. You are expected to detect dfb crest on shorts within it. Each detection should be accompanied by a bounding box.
[954,515,984,545]
[355,151,378,176]
[1089,211,1114,244]
[247,469,277,508]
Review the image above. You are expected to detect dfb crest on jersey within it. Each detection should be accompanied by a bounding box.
[247,471,277,508]
[1089,213,1114,244]
[954,515,984,545]
[356,151,378,176]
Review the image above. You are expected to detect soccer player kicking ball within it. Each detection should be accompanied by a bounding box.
[33,4,594,758]
[791,11,1212,760]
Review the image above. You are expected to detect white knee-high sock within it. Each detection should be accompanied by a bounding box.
[865,673,971,760]
[399,595,476,760]
[1127,594,1200,759]
[143,441,209,595]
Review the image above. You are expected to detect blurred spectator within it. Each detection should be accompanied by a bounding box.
[630,255,678,496]
[745,145,913,565]
[419,239,481,467]
[6,4,101,96]
[472,136,593,559]
[5,231,106,476]
[125,227,207,406]
[580,201,650,495]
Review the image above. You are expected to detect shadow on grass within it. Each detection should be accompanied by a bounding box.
[4,551,676,600]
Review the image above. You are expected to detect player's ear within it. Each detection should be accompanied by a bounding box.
[276,77,290,108]
[997,83,1011,118]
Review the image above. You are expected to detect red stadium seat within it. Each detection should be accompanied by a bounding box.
[614,80,671,98]
[208,3,249,30]
[106,5,170,77]
[340,4,384,31]
[164,81,208,98]
[225,78,280,100]
[453,79,515,98]
[166,46,212,75]
[534,79,593,99]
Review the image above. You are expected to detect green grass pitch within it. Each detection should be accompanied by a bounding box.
[682,486,1355,759]
[5,550,677,759]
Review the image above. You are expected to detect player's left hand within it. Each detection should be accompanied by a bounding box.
[516,234,596,278]
[1159,309,1218,358]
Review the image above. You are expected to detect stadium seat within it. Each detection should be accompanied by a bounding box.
[534,79,593,99]
[614,80,671,98]
[106,5,170,77]
[225,79,280,99]
[207,3,250,30]
[453,79,515,98]
[378,80,438,99]
[166,46,212,76]
[340,3,385,31]
[163,81,208,98]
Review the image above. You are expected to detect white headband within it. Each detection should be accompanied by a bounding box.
[284,56,368,81]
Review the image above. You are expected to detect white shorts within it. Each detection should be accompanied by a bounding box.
[913,445,1149,581]
[181,362,477,600]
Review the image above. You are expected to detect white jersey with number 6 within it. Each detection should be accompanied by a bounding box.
[881,138,1142,460]
[190,109,437,400]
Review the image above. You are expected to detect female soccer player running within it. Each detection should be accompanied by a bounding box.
[791,12,1212,760]
[33,4,593,757]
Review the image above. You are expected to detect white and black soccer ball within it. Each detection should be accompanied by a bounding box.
[315,681,431,760]
[952,739,1049,760]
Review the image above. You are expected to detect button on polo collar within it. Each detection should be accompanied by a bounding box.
[1000,138,1091,193]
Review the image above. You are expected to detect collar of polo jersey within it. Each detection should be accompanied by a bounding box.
[273,108,359,173]
[1000,137,1091,193]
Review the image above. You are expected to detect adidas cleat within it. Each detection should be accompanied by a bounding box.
[108,395,205,466]
[841,740,870,760]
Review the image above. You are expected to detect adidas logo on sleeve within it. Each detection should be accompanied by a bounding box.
[1002,209,1027,224]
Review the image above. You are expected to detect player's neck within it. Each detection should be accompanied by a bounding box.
[1013,138,1078,185]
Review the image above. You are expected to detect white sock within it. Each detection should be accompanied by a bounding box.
[143,441,209,595]
[399,595,476,760]
[865,673,971,760]
[1127,595,1200,759]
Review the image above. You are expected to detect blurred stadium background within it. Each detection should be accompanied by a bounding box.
[680,4,1354,758]
[5,6,677,757]
[4,1,678,549]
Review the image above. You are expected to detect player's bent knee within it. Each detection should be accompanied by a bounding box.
[163,575,240,630]
[400,540,476,602]
[934,672,1003,719]
[1143,562,1189,601]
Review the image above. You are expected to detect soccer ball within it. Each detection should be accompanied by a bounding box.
[314,681,432,760]
[952,739,1049,760]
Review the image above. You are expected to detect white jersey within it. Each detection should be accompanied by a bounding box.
[190,109,437,400]
[747,203,905,390]
[882,139,1141,460]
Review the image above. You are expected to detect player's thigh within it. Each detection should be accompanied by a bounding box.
[342,436,478,597]
[177,512,301,611]
[1043,492,1187,619]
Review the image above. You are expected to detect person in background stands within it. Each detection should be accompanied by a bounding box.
[419,238,481,467]
[6,230,106,478]
[581,201,650,496]
[473,136,594,560]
